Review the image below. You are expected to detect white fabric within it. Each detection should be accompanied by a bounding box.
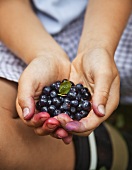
[32,0,88,34]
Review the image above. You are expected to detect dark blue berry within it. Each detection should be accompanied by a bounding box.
[39,94,47,99]
[59,96,64,103]
[80,110,88,118]
[60,105,64,112]
[70,86,77,92]
[50,90,57,98]
[81,100,91,111]
[52,97,61,108]
[36,101,41,110]
[50,83,57,90]
[48,105,56,116]
[41,106,48,112]
[47,99,52,106]
[74,113,82,121]
[55,81,61,91]
[70,81,75,86]
[76,93,82,101]
[43,86,51,95]
[70,114,75,120]
[70,107,76,114]
[54,109,61,116]
[39,98,48,107]
[76,84,83,90]
[61,102,70,110]
[70,100,79,107]
[36,79,91,121]
[67,91,77,100]
[64,98,71,103]
[63,110,70,116]
[77,103,82,112]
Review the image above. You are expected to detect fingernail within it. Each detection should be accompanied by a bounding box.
[57,135,62,139]
[23,107,30,118]
[98,105,105,115]
[47,124,57,129]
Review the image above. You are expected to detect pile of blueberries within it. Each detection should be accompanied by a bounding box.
[36,79,91,121]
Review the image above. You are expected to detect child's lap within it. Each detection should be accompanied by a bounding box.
[0,78,18,118]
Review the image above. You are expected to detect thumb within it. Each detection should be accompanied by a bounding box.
[17,77,36,120]
[92,73,112,117]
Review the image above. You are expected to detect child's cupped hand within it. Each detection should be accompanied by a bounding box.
[57,48,120,138]
[16,53,72,143]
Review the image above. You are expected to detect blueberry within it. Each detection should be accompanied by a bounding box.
[42,86,51,95]
[61,102,70,110]
[70,81,75,86]
[50,83,57,90]
[50,90,57,98]
[77,103,82,112]
[55,81,61,92]
[39,94,47,99]
[47,99,52,106]
[67,91,77,100]
[70,107,76,114]
[63,110,70,116]
[74,113,82,121]
[50,81,61,92]
[70,114,75,120]
[60,105,64,112]
[81,100,91,111]
[59,96,64,103]
[76,93,82,101]
[39,98,48,107]
[52,97,61,108]
[36,79,92,121]
[54,109,61,116]
[64,98,71,103]
[41,106,48,112]
[36,101,41,111]
[70,86,77,92]
[70,100,79,107]
[83,92,91,100]
[48,105,56,116]
[80,110,88,118]
[80,87,88,94]
[76,84,83,90]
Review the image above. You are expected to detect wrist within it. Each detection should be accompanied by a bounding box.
[24,46,69,64]
[77,39,115,58]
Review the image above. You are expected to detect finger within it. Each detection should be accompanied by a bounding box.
[51,127,73,144]
[52,127,70,139]
[34,118,60,136]
[62,134,73,144]
[92,72,113,117]
[17,74,36,120]
[31,112,50,127]
[58,111,102,136]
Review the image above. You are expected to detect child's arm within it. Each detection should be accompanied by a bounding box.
[0,0,71,139]
[0,0,67,64]
[57,0,132,137]
[78,0,132,115]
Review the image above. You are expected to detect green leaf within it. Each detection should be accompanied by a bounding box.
[59,81,72,95]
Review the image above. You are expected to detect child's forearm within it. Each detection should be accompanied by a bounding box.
[0,0,66,64]
[78,0,132,56]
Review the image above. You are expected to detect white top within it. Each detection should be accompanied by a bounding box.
[32,0,88,34]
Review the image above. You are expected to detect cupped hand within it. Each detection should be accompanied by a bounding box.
[16,53,71,141]
[57,48,120,137]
